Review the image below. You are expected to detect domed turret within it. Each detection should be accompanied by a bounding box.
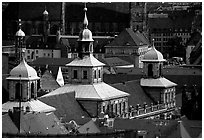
[142,39,166,62]
[7,59,39,80]
[78,7,94,42]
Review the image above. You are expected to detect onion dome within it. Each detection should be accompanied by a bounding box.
[142,39,166,62]
[15,29,25,37]
[15,19,25,37]
[7,59,40,80]
[78,7,94,42]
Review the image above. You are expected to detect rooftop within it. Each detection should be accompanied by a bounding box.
[41,82,129,101]
[2,99,56,113]
[39,91,90,122]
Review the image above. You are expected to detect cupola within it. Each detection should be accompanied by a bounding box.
[142,39,166,62]
[7,59,39,81]
[78,7,94,42]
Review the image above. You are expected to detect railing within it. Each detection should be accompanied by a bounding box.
[121,103,175,119]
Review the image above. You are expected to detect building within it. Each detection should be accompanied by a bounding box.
[2,22,56,113]
[105,28,150,68]
[148,10,195,55]
[42,5,130,118]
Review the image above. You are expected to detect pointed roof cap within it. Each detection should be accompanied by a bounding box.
[15,19,25,37]
[7,59,40,80]
[142,39,166,62]
[43,6,49,15]
[78,3,94,42]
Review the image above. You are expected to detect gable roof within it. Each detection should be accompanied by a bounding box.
[40,70,60,91]
[105,28,149,47]
[41,82,129,101]
[39,91,90,122]
[112,80,153,106]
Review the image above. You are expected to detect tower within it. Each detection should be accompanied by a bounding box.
[130,2,147,33]
[43,6,50,43]
[3,21,55,113]
[15,19,25,64]
[66,4,105,84]
[140,39,177,108]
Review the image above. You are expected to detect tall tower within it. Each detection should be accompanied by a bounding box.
[43,6,49,43]
[15,19,25,64]
[130,2,147,33]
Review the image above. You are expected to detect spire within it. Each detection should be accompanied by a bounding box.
[152,38,155,49]
[83,3,88,29]
[43,5,49,15]
[16,19,25,37]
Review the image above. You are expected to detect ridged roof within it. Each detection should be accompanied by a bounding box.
[7,59,40,80]
[42,82,129,101]
[66,54,105,67]
[105,28,149,47]
[2,99,56,113]
[140,77,177,88]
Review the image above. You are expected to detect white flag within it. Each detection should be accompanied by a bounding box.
[56,67,64,86]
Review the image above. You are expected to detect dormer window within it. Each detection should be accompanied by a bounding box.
[148,64,153,77]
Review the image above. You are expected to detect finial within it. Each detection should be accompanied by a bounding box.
[83,3,88,28]
[152,38,155,48]
[18,19,22,29]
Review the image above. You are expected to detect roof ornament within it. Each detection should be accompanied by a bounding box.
[83,2,88,29]
[152,38,155,49]
[43,5,49,15]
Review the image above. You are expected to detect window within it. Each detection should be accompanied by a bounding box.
[148,64,153,77]
[15,83,22,100]
[94,70,97,79]
[31,83,35,98]
[48,53,50,57]
[44,53,46,56]
[27,50,30,54]
[73,70,78,79]
[27,56,30,59]
[36,50,38,54]
[83,70,88,79]
[98,69,101,78]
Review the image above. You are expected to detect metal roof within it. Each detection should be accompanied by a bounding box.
[42,82,129,101]
[2,99,56,113]
[66,54,105,67]
[140,77,177,88]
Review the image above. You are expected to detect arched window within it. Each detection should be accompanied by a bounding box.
[148,64,153,77]
[31,83,35,98]
[15,83,22,100]
[159,64,162,76]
